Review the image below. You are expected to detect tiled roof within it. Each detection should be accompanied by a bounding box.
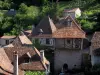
[12,35,32,47]
[0,48,13,74]
[4,47,46,71]
[32,16,57,36]
[0,36,16,39]
[3,35,49,71]
[24,30,32,36]
[32,15,85,38]
[19,35,32,45]
[91,32,100,55]
[64,8,80,12]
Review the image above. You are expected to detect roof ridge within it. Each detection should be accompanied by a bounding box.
[66,15,85,34]
[0,48,13,74]
[48,16,57,33]
[33,47,47,70]
[34,47,50,69]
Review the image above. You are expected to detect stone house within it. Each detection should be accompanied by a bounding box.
[31,15,90,74]
[0,36,16,47]
[63,8,81,19]
[90,32,100,66]
[0,34,50,75]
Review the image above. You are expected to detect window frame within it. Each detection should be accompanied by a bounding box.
[23,57,30,64]
[6,40,9,45]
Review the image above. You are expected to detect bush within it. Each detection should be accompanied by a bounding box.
[25,71,45,75]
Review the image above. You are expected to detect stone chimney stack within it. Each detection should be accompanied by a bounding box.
[40,50,44,63]
[13,51,18,75]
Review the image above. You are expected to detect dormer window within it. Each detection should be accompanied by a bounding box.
[6,40,9,45]
[24,57,30,63]
[67,19,72,27]
[63,19,72,27]
[23,52,31,63]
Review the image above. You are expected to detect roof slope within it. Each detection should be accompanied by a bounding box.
[32,16,57,35]
[91,32,100,55]
[53,15,85,38]
[0,48,13,74]
[64,8,80,12]
[4,47,46,71]
[4,34,49,71]
[32,15,85,38]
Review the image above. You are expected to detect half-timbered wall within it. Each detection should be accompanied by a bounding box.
[55,38,82,50]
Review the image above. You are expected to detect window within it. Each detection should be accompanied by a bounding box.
[75,44,80,49]
[67,19,72,26]
[74,39,81,49]
[6,40,9,45]
[63,19,72,27]
[46,39,50,44]
[50,39,54,45]
[67,39,71,44]
[24,57,30,63]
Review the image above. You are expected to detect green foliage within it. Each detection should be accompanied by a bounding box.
[0,0,100,35]
[0,0,11,9]
[85,64,100,75]
[25,71,45,75]
[15,3,40,25]
[79,19,96,30]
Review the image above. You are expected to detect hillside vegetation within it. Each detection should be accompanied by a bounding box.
[0,0,100,35]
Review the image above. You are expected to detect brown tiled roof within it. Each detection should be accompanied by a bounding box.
[0,48,25,75]
[19,35,32,45]
[55,15,85,38]
[1,36,16,39]
[24,30,32,36]
[3,35,49,71]
[0,48,13,74]
[12,35,32,47]
[0,35,48,74]
[32,16,57,36]
[32,15,85,38]
[63,8,80,12]
[32,34,52,38]
[91,32,100,55]
[24,30,32,34]
[4,46,46,71]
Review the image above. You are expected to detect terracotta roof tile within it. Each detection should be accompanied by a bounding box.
[32,15,85,38]
[91,32,100,55]
[4,46,46,71]
[3,35,49,71]
[19,35,32,45]
[1,36,16,39]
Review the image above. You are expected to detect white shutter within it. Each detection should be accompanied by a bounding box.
[50,39,53,45]
[39,38,45,45]
[39,38,46,45]
[42,38,46,45]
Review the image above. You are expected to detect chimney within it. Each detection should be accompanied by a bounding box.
[13,51,18,75]
[40,50,45,63]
